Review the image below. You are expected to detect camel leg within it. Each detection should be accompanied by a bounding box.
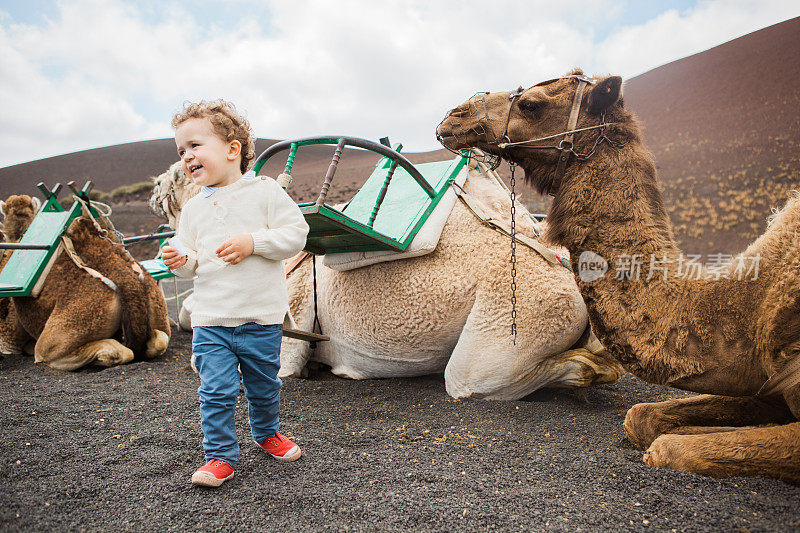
[538,348,621,389]
[0,296,32,354]
[178,292,194,332]
[643,422,800,483]
[624,394,794,449]
[278,257,314,378]
[144,279,170,359]
[36,338,134,371]
[33,296,132,370]
[145,330,169,359]
[444,289,620,400]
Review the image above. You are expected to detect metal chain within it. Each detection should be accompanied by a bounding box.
[509,161,518,345]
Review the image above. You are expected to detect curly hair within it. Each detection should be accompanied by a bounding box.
[171,100,256,173]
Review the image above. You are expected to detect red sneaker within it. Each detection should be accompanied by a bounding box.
[258,432,302,462]
[191,459,234,487]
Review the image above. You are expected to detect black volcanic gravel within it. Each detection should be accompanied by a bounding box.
[1,325,799,531]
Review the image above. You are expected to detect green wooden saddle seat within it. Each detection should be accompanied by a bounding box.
[139,258,174,281]
[253,136,468,256]
[299,156,466,255]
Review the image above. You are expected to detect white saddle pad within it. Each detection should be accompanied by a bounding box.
[321,166,468,271]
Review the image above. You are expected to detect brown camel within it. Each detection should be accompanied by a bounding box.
[0,195,171,370]
[437,69,800,484]
[0,195,41,355]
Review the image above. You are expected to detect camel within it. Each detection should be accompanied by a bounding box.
[0,194,171,370]
[437,68,800,483]
[150,158,621,400]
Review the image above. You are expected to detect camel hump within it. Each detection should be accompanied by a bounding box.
[65,217,153,355]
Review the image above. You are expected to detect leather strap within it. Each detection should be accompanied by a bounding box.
[550,79,589,196]
[757,354,800,397]
[285,251,312,277]
[61,236,118,292]
[453,186,570,270]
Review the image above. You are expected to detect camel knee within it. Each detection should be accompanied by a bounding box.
[279,339,313,378]
[624,402,675,449]
[145,329,169,359]
[444,364,476,399]
[642,434,682,469]
[34,334,73,364]
[178,295,193,331]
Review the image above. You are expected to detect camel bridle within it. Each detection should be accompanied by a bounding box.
[439,74,624,196]
[151,179,180,221]
[500,74,597,196]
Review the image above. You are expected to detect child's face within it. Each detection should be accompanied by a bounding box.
[175,118,242,188]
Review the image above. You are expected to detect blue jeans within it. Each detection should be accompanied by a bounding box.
[192,323,283,465]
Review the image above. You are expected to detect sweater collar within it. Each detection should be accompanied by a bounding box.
[201,170,257,197]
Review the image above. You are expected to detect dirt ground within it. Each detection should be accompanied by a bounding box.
[1,321,799,531]
[2,201,799,531]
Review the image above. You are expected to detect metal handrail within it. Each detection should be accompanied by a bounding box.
[252,136,436,198]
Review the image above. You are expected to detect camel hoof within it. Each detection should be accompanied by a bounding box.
[95,341,134,367]
[145,330,170,359]
[564,350,622,388]
[23,340,35,356]
[0,341,22,355]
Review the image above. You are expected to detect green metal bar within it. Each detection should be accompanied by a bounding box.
[380,143,403,169]
[121,231,175,245]
[0,243,51,250]
[252,136,436,198]
[368,160,398,227]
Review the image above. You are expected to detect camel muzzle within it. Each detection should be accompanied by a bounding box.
[436,91,511,169]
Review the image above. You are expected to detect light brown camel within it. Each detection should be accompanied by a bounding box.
[0,195,171,370]
[437,69,800,483]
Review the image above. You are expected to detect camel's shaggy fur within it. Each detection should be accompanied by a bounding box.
[0,195,171,370]
[438,69,800,483]
[151,161,621,400]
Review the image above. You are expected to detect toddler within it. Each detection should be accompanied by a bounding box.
[162,100,309,487]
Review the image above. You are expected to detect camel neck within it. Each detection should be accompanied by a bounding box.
[547,141,680,264]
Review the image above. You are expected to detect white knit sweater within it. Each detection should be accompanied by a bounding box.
[171,176,309,327]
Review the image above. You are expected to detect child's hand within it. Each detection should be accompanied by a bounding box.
[216,234,254,265]
[162,246,188,269]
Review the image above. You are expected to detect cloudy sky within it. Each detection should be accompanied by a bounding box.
[0,0,797,168]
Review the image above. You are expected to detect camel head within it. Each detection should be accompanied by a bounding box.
[149,161,199,230]
[436,69,627,195]
[0,194,41,242]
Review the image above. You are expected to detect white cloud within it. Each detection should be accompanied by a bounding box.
[593,0,800,78]
[0,0,797,167]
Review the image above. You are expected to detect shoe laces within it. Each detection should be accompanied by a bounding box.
[265,433,285,446]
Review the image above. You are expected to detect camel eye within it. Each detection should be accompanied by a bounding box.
[518,100,540,115]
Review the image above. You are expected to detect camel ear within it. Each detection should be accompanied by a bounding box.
[587,76,622,114]
[31,196,41,212]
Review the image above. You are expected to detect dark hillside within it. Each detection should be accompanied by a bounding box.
[624,16,800,253]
